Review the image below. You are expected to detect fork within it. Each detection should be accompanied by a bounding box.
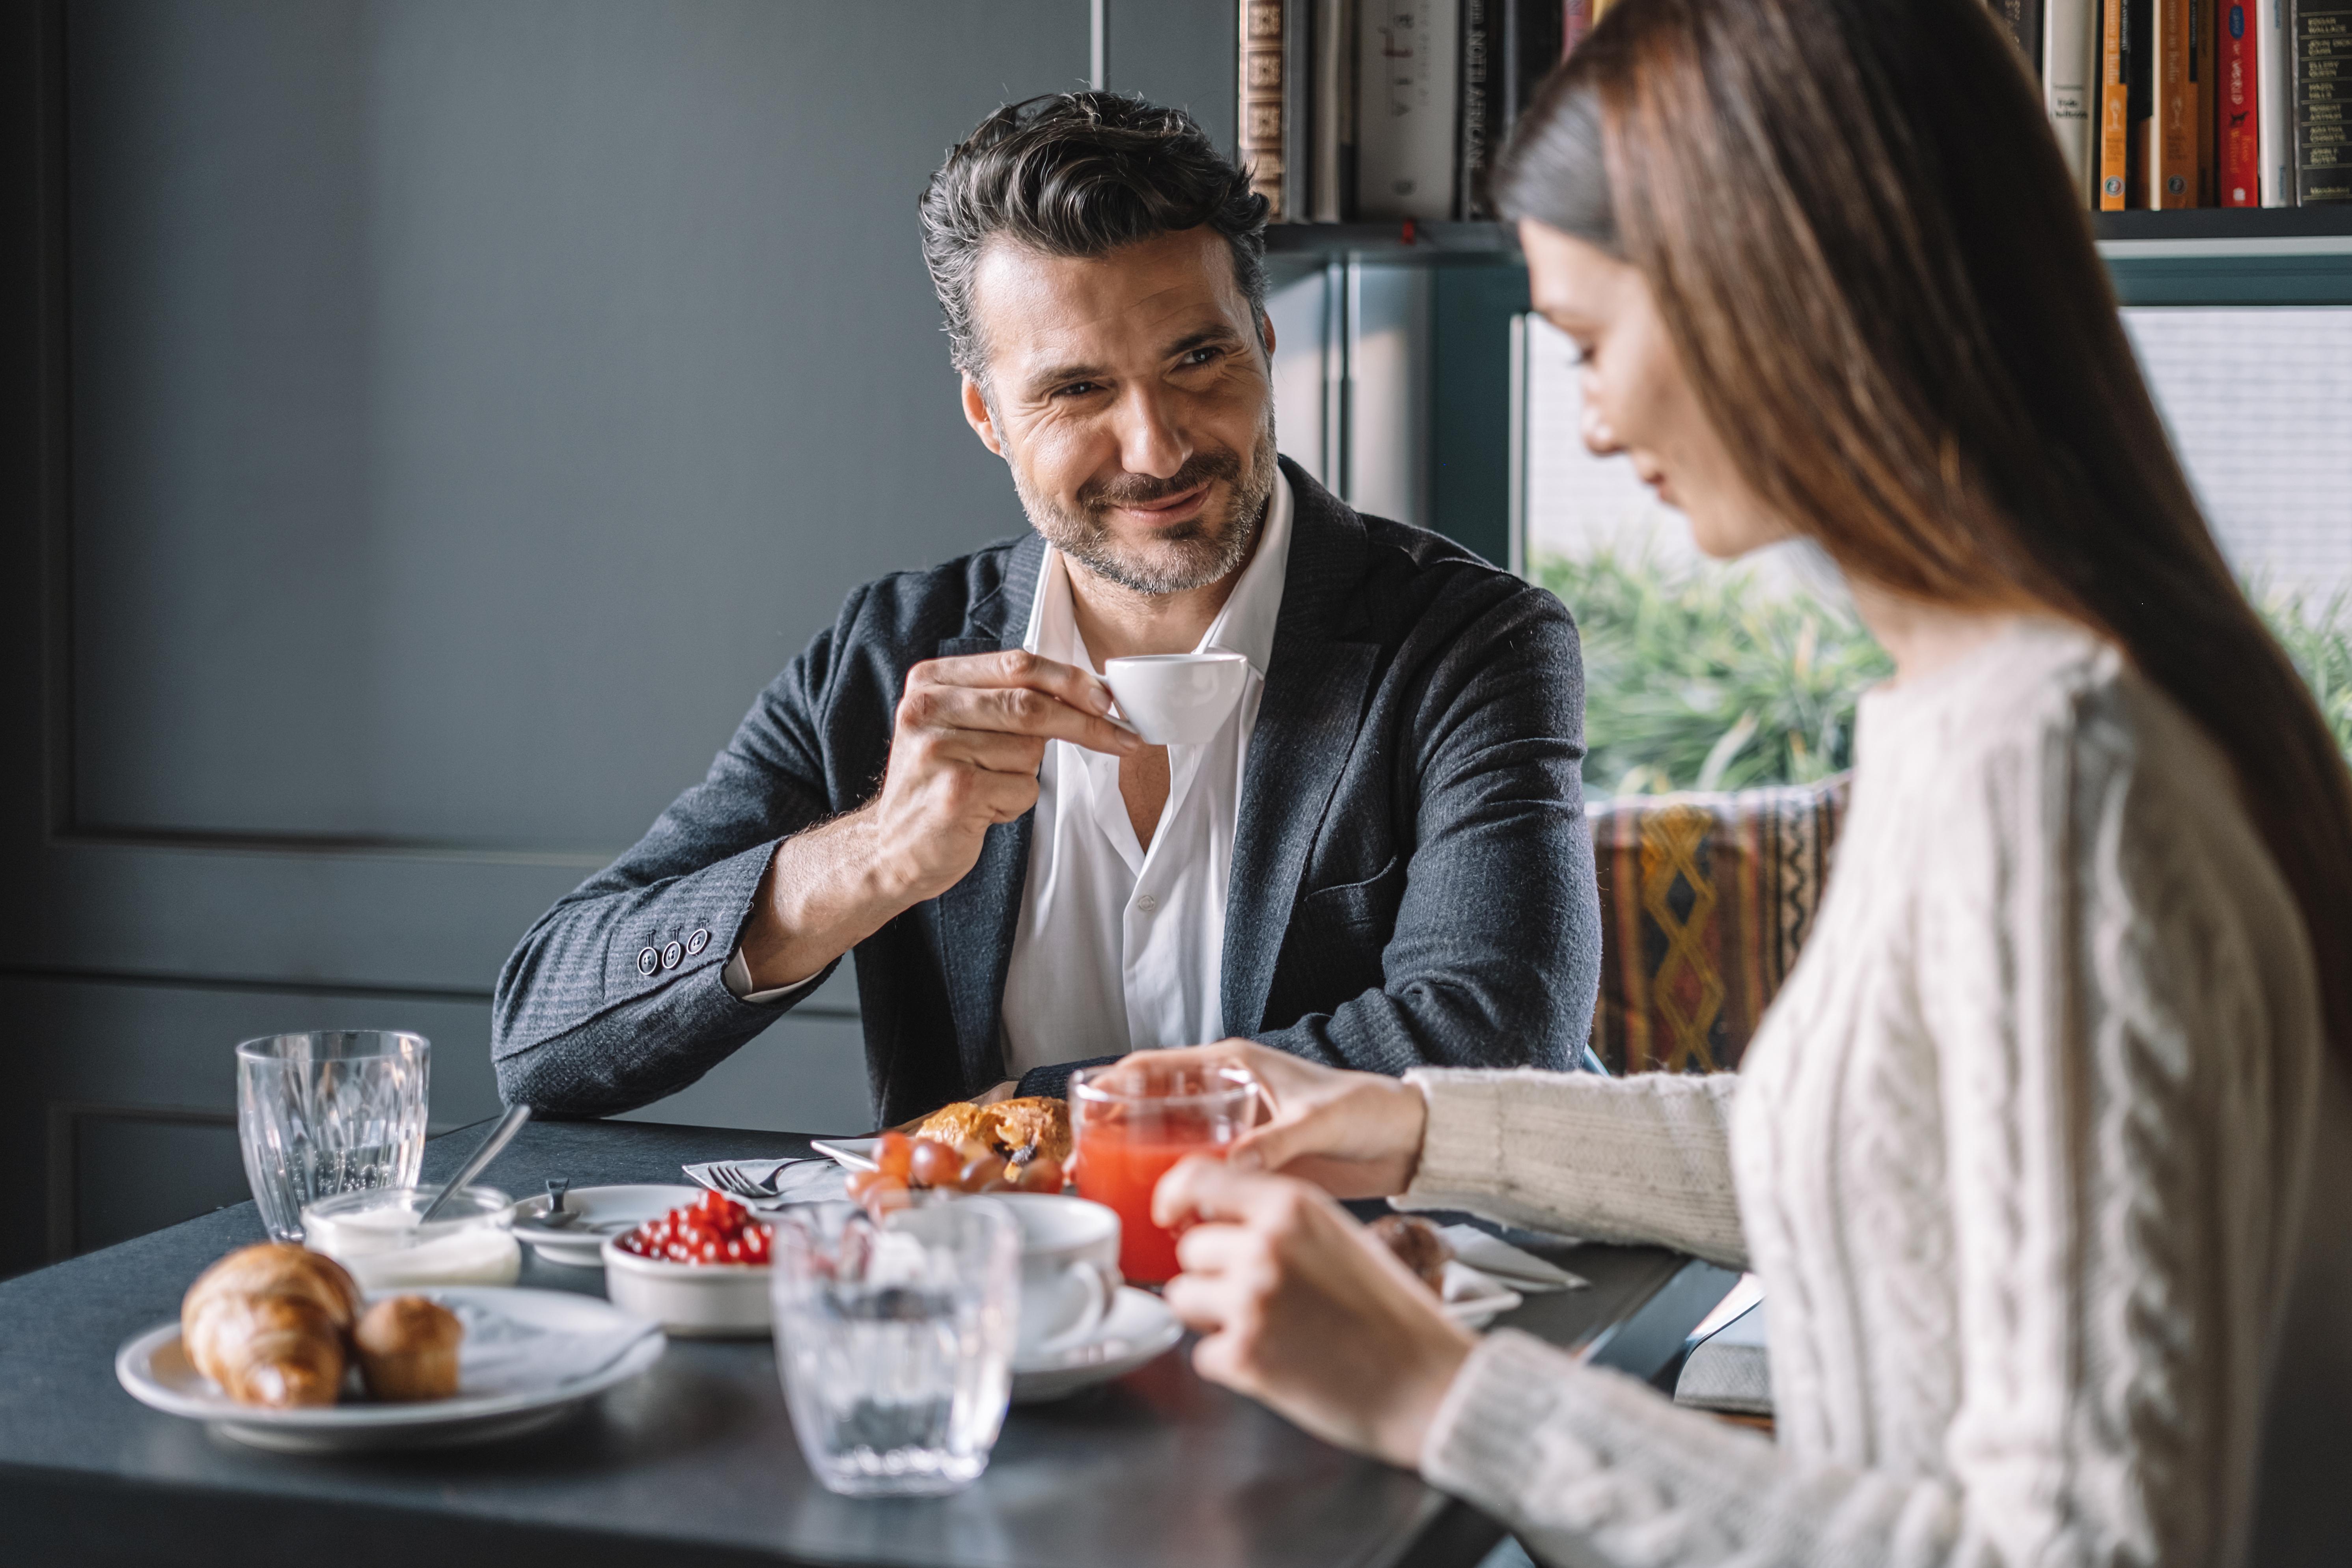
[706,1160,812,1200]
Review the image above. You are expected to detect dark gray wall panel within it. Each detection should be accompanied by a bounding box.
[68,0,1086,850]
[1106,0,1237,150]
[0,968,870,1276]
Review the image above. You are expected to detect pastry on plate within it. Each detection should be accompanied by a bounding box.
[914,1096,1072,1167]
[181,1243,364,1408]
[353,1294,464,1401]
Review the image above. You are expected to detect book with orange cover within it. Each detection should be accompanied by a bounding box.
[2150,0,2197,203]
[2102,0,2132,206]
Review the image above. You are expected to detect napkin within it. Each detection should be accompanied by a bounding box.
[682,1157,849,1206]
[1437,1225,1589,1292]
[446,1298,660,1396]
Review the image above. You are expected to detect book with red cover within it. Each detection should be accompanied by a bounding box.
[2221,0,2261,202]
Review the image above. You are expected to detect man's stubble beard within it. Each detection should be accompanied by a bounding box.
[1009,409,1280,597]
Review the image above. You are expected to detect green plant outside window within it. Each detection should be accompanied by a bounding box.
[1537,548,2352,798]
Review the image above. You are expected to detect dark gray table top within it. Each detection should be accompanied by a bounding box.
[0,1117,1732,1568]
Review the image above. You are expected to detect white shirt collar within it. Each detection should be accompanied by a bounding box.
[1020,471,1294,671]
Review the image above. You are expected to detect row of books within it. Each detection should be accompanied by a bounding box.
[1237,0,2348,218]
[1238,0,1604,224]
[2030,0,2348,206]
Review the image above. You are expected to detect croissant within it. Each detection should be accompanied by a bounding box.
[181,1243,363,1408]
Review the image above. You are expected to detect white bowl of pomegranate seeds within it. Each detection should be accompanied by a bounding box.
[600,1190,774,1337]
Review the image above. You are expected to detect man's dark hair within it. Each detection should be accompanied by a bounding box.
[919,92,1271,383]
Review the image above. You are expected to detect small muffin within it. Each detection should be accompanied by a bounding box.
[1368,1215,1453,1294]
[353,1296,464,1402]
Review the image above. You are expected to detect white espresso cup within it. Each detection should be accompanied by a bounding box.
[1102,652,1251,746]
[994,1193,1123,1359]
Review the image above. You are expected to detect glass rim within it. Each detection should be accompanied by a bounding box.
[235,1028,431,1064]
[1067,1061,1256,1108]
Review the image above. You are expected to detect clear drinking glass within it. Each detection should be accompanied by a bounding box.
[771,1197,1019,1497]
[235,1030,430,1242]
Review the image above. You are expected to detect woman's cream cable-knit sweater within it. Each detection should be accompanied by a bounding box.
[1397,621,2352,1566]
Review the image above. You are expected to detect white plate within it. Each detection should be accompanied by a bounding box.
[509,1183,702,1267]
[1010,1286,1183,1404]
[809,1136,881,1173]
[116,1286,664,1452]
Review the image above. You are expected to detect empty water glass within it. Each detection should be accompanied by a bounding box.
[771,1197,1018,1497]
[236,1030,429,1242]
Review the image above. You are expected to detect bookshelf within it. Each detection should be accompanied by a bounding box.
[1263,209,2352,306]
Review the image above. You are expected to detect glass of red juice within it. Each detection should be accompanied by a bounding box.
[1067,1061,1257,1285]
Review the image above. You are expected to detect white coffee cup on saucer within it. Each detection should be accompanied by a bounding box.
[994,1194,1123,1358]
[1102,652,1250,746]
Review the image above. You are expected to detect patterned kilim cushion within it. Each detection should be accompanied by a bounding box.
[1584,776,1851,1076]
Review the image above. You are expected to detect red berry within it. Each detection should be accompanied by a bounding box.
[876,1132,915,1183]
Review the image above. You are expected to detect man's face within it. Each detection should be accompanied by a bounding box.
[960,226,1278,596]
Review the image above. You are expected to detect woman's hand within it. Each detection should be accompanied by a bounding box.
[1121,1040,1429,1198]
[1154,1154,1474,1467]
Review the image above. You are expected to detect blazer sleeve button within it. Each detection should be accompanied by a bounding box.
[661,941,684,970]
[636,947,660,977]
[686,928,711,956]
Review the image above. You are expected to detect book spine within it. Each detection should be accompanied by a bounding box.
[1565,0,1596,58]
[2223,0,2262,198]
[1284,0,1313,221]
[2102,0,2131,205]
[2301,0,2352,200]
[2048,0,2100,202]
[1356,0,1462,220]
[2153,0,2197,201]
[2259,0,2296,199]
[1499,0,1564,142]
[1458,0,1491,218]
[2128,0,2154,200]
[2196,0,2217,201]
[1241,0,1289,218]
[1312,0,1356,221]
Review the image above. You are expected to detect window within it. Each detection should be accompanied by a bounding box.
[1520,308,2352,796]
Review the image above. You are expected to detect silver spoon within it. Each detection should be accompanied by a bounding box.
[417,1103,532,1223]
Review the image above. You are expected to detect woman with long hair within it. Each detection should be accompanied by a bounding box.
[1142,0,2352,1559]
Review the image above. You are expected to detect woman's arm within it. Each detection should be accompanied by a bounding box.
[1398,1067,1747,1270]
[1417,709,2321,1566]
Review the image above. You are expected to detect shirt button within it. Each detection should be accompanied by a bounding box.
[1136,893,1160,914]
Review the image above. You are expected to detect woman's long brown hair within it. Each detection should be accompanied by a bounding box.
[1494,0,2352,1063]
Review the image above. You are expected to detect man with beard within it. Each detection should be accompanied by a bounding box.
[492,94,1603,1127]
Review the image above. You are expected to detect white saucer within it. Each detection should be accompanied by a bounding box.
[1010,1286,1183,1404]
[509,1184,702,1267]
[116,1286,664,1452]
[808,1136,880,1173]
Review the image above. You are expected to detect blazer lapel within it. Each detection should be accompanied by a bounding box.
[1223,464,1378,1037]
[933,533,1047,1089]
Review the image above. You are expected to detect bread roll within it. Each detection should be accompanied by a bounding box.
[353,1295,463,1401]
[181,1243,362,1408]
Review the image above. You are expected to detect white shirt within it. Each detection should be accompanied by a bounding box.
[726,475,1294,1083]
[998,474,1292,1076]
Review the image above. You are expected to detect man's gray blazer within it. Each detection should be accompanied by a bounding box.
[493,461,1603,1127]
